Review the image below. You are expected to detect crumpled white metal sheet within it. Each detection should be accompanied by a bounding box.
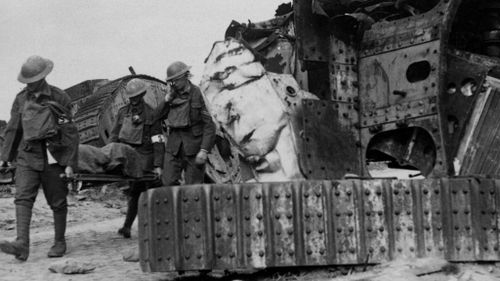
[201,39,317,182]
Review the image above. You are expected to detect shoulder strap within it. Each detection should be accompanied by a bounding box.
[44,100,71,120]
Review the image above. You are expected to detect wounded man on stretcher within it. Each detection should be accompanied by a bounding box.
[73,142,159,182]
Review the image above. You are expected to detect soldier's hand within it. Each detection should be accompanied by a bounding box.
[154,167,162,178]
[165,87,176,103]
[65,166,74,178]
[194,149,208,165]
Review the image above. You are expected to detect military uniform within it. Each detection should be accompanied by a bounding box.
[161,82,216,185]
[110,79,165,238]
[0,56,79,260]
[2,81,78,210]
[110,102,165,171]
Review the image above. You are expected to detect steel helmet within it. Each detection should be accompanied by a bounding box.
[17,55,54,84]
[125,78,148,98]
[165,61,191,81]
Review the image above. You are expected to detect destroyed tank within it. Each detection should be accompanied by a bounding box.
[65,75,167,147]
[71,0,500,275]
[224,0,500,180]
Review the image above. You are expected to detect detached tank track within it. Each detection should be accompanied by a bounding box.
[138,177,500,273]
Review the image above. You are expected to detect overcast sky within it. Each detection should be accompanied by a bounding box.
[0,0,285,120]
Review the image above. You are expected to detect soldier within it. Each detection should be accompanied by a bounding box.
[110,78,164,238]
[161,61,216,185]
[0,55,79,261]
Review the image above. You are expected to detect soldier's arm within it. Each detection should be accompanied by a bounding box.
[1,96,23,162]
[151,118,165,168]
[155,101,171,123]
[109,108,125,143]
[199,98,216,153]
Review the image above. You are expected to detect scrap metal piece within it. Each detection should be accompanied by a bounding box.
[267,182,296,266]
[300,181,328,265]
[212,184,239,269]
[301,99,361,179]
[239,183,267,268]
[138,187,176,272]
[445,178,475,261]
[331,180,360,264]
[137,190,152,271]
[293,0,329,63]
[458,75,500,175]
[177,186,210,270]
[391,180,418,260]
[361,180,390,262]
[471,179,499,260]
[420,179,445,258]
[443,52,490,170]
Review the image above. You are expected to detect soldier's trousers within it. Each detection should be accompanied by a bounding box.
[163,148,205,186]
[14,164,68,212]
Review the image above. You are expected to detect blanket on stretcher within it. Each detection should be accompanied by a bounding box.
[78,142,145,178]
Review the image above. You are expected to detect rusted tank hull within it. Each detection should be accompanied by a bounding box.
[138,177,500,272]
[290,0,500,179]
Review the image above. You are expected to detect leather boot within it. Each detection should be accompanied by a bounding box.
[118,227,131,238]
[118,195,138,238]
[0,205,31,261]
[47,210,67,258]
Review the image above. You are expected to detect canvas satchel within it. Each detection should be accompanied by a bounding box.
[21,100,58,141]
[44,100,78,148]
[118,116,144,145]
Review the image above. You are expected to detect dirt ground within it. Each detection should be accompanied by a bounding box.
[0,184,177,281]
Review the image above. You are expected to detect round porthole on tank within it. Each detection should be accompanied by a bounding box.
[406,61,431,83]
[286,86,297,97]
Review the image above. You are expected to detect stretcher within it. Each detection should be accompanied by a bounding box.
[60,172,160,192]
[0,165,159,185]
[60,172,158,182]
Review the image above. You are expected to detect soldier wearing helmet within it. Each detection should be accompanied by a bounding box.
[0,56,79,261]
[161,61,216,186]
[109,78,164,238]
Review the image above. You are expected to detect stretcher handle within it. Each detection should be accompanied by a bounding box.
[60,173,71,179]
[0,166,16,174]
[59,173,160,182]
